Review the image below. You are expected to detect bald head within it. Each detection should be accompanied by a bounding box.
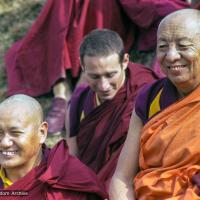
[0,94,44,125]
[158,9,200,36]
[156,8,200,96]
[0,94,48,173]
[161,8,200,21]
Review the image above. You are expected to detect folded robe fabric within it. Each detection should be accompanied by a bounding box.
[134,84,200,200]
[4,0,189,96]
[5,0,134,96]
[0,140,108,200]
[75,62,158,188]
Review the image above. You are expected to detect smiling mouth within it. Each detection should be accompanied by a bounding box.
[167,65,186,70]
[0,151,18,157]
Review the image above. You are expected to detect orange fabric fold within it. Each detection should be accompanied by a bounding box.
[134,85,200,200]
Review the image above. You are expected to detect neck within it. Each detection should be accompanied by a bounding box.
[120,70,126,87]
[4,148,42,183]
[175,81,200,99]
[177,88,198,99]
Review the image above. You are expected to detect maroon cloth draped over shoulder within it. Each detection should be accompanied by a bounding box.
[194,1,200,9]
[4,0,189,96]
[0,140,107,200]
[77,63,158,188]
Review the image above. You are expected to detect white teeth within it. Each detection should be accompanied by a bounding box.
[168,65,185,69]
[1,151,17,156]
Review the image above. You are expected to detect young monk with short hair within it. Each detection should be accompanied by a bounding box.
[65,29,158,188]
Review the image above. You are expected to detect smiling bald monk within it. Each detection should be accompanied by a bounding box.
[0,94,107,200]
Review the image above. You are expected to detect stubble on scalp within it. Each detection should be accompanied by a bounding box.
[158,9,200,36]
[0,94,44,126]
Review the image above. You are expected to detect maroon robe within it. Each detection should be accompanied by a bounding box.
[194,1,200,9]
[0,140,107,200]
[5,0,189,96]
[71,63,159,188]
[118,0,189,51]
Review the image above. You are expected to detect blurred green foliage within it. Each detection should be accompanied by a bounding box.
[0,0,45,65]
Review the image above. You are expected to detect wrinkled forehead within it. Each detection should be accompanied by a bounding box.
[157,12,200,41]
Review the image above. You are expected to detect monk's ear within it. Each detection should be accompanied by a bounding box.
[122,53,129,70]
[38,122,48,144]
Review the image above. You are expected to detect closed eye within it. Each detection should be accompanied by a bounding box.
[158,44,168,49]
[105,72,116,78]
[10,130,24,137]
[178,44,190,49]
[88,74,100,79]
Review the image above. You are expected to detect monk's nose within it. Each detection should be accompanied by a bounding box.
[165,46,181,63]
[0,134,13,148]
[98,77,110,91]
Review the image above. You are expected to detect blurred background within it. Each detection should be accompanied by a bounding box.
[1,0,194,146]
[0,0,63,146]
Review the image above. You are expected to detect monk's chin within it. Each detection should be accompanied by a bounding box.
[0,159,22,169]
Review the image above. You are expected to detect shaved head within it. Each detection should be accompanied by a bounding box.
[156,8,200,96]
[0,94,44,125]
[0,94,48,173]
[158,9,200,35]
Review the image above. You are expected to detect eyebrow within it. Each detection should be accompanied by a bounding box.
[158,37,192,42]
[9,127,22,130]
[87,73,100,76]
[88,71,117,75]
[178,37,193,42]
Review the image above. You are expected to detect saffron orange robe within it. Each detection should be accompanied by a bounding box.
[134,83,200,199]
